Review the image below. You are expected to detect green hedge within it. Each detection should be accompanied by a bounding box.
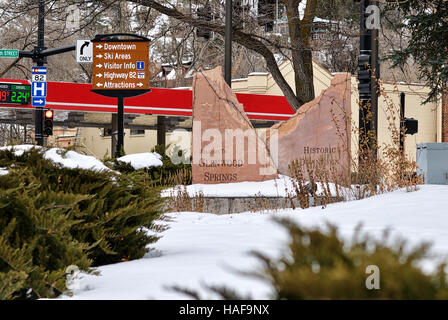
[0,147,165,299]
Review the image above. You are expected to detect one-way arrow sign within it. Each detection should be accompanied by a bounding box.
[80,41,90,55]
[32,97,46,107]
[76,39,93,63]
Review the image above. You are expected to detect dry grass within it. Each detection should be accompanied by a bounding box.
[164,185,205,212]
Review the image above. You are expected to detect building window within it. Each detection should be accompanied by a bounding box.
[130,129,145,135]
[102,128,112,137]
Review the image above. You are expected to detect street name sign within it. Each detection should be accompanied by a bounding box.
[0,49,19,58]
[76,40,93,63]
[91,39,150,97]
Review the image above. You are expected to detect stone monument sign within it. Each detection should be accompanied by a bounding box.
[269,73,352,183]
[191,67,278,184]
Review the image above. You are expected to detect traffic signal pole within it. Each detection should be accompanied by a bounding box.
[371,3,379,145]
[34,0,45,146]
[357,0,378,165]
[16,0,76,146]
[400,92,405,154]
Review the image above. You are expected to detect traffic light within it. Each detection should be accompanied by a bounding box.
[404,118,418,135]
[400,92,418,136]
[43,109,53,136]
[197,3,212,40]
[357,53,371,99]
[258,0,275,32]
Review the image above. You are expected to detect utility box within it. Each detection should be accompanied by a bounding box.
[416,143,448,185]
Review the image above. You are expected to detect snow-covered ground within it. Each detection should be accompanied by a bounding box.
[117,152,162,169]
[161,175,295,198]
[161,175,345,198]
[62,184,448,300]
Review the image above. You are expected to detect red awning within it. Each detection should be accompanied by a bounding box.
[0,78,295,121]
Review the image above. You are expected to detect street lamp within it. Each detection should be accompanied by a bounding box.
[356,0,379,163]
[224,0,232,86]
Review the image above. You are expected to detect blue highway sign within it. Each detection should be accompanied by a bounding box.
[32,82,47,97]
[32,97,46,107]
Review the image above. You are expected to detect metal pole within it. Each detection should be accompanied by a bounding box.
[371,0,379,155]
[34,0,45,146]
[156,55,168,147]
[115,96,124,157]
[113,2,123,157]
[358,0,373,163]
[111,113,117,157]
[37,0,44,57]
[400,92,405,154]
[224,0,232,86]
[157,116,166,146]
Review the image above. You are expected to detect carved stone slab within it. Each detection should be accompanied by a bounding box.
[191,67,278,184]
[270,73,351,183]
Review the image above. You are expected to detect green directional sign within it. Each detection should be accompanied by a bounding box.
[0,49,19,58]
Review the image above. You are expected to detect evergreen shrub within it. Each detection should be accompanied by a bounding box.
[252,218,448,299]
[112,144,191,187]
[0,147,165,299]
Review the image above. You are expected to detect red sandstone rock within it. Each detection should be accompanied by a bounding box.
[192,67,278,184]
[269,73,352,183]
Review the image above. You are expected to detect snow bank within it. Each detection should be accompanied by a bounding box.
[0,145,112,172]
[162,175,294,197]
[117,152,163,170]
[0,167,9,176]
[44,148,112,172]
[62,185,448,300]
[0,144,42,156]
[162,175,345,198]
